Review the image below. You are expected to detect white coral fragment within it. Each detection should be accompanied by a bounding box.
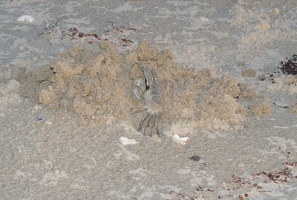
[119,137,138,146]
[17,15,35,23]
[172,134,189,145]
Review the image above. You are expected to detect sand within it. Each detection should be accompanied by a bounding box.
[1,0,297,199]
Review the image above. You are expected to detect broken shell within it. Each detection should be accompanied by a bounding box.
[172,134,189,145]
[119,137,138,146]
[17,15,35,23]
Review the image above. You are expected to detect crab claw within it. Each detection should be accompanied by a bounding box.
[132,78,146,100]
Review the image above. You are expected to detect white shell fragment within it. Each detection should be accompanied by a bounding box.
[17,15,35,23]
[172,134,189,145]
[119,137,138,146]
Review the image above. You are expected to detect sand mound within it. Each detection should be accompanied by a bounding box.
[38,41,270,134]
[39,42,132,123]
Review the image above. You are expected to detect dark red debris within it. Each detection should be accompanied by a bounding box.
[280,54,297,75]
[78,32,84,38]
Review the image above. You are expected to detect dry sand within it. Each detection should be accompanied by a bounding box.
[1,0,297,199]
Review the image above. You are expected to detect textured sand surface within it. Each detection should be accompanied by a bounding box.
[1,0,297,199]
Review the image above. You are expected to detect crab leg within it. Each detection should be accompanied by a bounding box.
[138,113,150,133]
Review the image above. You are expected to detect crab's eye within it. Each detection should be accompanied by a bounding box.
[145,79,150,90]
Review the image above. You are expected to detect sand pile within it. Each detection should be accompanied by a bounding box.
[39,42,132,123]
[38,41,271,135]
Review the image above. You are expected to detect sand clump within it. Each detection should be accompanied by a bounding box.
[290,104,297,113]
[0,79,22,107]
[242,69,256,77]
[39,43,132,123]
[39,41,271,134]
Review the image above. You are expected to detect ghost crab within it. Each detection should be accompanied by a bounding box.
[132,63,163,137]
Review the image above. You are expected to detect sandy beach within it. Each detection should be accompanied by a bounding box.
[1,0,297,199]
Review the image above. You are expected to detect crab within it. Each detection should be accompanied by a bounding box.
[132,63,163,137]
